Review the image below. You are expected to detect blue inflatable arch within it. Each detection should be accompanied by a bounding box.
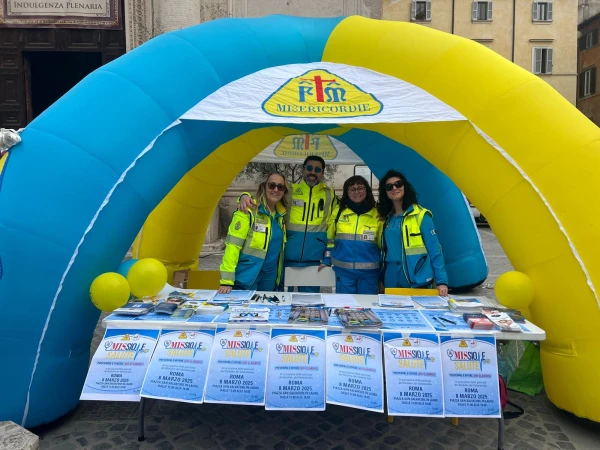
[2,14,542,426]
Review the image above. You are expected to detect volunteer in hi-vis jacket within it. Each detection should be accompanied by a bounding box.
[320,175,382,294]
[219,173,288,293]
[378,170,449,296]
[238,156,338,292]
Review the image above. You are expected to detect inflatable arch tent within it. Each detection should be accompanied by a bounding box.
[0,15,599,427]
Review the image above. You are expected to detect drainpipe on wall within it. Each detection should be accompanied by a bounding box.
[512,0,517,62]
[451,0,455,34]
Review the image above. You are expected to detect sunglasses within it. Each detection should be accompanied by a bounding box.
[305,165,323,174]
[267,182,286,192]
[385,180,404,191]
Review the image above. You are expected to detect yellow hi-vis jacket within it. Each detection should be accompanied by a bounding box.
[284,180,338,263]
[220,202,286,288]
[323,206,383,277]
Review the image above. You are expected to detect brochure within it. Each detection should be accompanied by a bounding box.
[378,295,416,308]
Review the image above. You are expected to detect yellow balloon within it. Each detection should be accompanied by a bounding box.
[127,258,168,298]
[90,272,130,312]
[494,271,535,310]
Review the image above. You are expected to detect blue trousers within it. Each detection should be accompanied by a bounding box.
[336,275,379,295]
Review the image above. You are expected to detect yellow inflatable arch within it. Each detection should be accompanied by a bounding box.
[3,16,599,426]
[136,18,600,420]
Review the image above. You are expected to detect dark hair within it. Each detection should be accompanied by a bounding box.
[303,155,326,171]
[339,175,375,213]
[377,170,419,218]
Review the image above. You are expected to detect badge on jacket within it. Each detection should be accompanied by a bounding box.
[254,223,267,233]
[292,199,304,207]
[235,221,241,230]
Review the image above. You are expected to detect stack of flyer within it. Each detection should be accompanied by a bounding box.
[448,297,483,313]
[412,296,449,309]
[211,290,255,305]
[482,308,522,332]
[228,306,270,323]
[378,294,415,308]
[290,293,325,306]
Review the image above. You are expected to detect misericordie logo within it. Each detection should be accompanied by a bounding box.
[262,69,383,118]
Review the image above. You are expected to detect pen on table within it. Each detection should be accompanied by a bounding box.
[439,316,456,325]
[432,316,447,329]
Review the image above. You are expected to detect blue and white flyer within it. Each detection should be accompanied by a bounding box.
[140,329,215,403]
[204,326,271,405]
[326,330,384,412]
[81,329,159,401]
[265,328,326,410]
[383,332,444,417]
[440,335,501,418]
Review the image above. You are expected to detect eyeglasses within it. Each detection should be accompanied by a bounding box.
[305,165,323,174]
[267,182,286,192]
[385,180,404,191]
[348,186,366,194]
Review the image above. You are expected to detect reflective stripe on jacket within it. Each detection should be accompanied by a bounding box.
[381,204,448,287]
[324,206,382,279]
[220,202,286,288]
[284,180,338,263]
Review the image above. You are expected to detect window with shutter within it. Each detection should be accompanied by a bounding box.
[593,29,599,46]
[412,1,429,21]
[580,73,586,98]
[473,1,492,21]
[533,47,552,74]
[592,68,597,95]
[533,2,552,21]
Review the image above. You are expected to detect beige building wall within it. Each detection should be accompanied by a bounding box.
[382,0,578,104]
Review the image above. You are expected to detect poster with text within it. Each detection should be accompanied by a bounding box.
[440,335,500,418]
[204,327,271,405]
[81,329,159,401]
[326,330,384,412]
[265,328,326,410]
[141,329,215,403]
[383,332,444,417]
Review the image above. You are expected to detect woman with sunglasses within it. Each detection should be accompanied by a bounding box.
[378,170,449,296]
[319,175,382,294]
[219,173,288,294]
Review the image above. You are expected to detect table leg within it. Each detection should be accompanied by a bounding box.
[138,397,146,442]
[451,417,459,426]
[497,412,505,450]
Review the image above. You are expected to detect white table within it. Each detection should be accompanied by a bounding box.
[103,292,545,450]
[104,292,546,341]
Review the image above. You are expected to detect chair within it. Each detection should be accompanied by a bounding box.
[284,266,336,293]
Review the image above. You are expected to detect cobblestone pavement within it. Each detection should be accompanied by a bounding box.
[32,227,598,450]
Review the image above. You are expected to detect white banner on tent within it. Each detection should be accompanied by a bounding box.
[251,134,363,164]
[181,62,467,124]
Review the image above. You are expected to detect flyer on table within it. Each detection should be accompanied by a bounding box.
[326,330,384,412]
[81,329,159,401]
[204,326,271,405]
[141,329,215,403]
[440,335,501,418]
[266,328,326,410]
[383,332,444,417]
